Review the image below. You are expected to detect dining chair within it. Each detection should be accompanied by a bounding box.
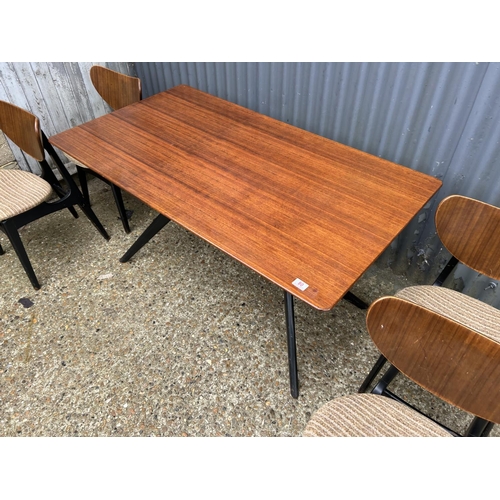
[0,99,110,290]
[356,194,500,434]
[69,65,142,234]
[303,294,500,436]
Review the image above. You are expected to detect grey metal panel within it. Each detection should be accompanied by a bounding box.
[3,61,500,303]
[135,62,500,303]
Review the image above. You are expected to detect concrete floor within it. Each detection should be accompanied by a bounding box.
[0,177,497,437]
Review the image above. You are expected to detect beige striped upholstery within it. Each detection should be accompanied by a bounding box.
[396,285,500,344]
[65,153,89,170]
[303,394,452,437]
[0,170,53,221]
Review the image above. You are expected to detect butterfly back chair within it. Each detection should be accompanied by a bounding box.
[0,100,110,290]
[69,65,142,234]
[357,194,500,435]
[303,295,500,437]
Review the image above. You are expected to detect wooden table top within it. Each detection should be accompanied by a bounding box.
[50,85,442,310]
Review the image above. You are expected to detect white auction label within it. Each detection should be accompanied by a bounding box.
[292,278,309,291]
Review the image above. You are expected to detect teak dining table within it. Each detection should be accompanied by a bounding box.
[50,84,442,398]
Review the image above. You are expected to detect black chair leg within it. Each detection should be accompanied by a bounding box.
[0,242,4,255]
[479,421,495,437]
[343,291,369,309]
[465,417,495,437]
[42,165,79,219]
[77,202,110,240]
[371,363,400,395]
[77,167,90,205]
[120,213,170,262]
[66,204,79,219]
[1,220,40,289]
[110,184,131,234]
[52,184,79,219]
[358,354,388,393]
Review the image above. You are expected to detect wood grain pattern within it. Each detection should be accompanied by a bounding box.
[436,194,500,280]
[367,296,500,424]
[49,85,442,310]
[90,66,142,111]
[0,100,43,161]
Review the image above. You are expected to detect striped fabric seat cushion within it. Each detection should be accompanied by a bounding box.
[303,393,452,437]
[396,285,500,344]
[65,153,89,170]
[0,170,53,222]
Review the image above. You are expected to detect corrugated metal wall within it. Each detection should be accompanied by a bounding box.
[3,61,500,304]
[0,62,138,174]
[135,62,500,304]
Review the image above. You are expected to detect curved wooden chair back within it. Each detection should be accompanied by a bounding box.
[436,194,500,280]
[0,100,79,189]
[0,100,44,161]
[366,295,500,425]
[90,65,142,111]
[0,100,110,289]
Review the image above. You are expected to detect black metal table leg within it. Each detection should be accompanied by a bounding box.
[284,291,299,398]
[342,291,369,309]
[120,213,170,263]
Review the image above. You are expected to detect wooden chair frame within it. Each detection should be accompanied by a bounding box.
[75,65,142,234]
[358,195,500,435]
[305,295,500,436]
[367,296,500,435]
[0,100,109,289]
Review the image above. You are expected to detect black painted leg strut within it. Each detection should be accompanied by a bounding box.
[358,354,388,393]
[466,416,495,437]
[2,219,40,289]
[342,291,369,309]
[284,291,299,398]
[41,162,78,219]
[77,202,110,241]
[77,167,90,205]
[371,364,400,396]
[110,185,131,234]
[120,213,170,263]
